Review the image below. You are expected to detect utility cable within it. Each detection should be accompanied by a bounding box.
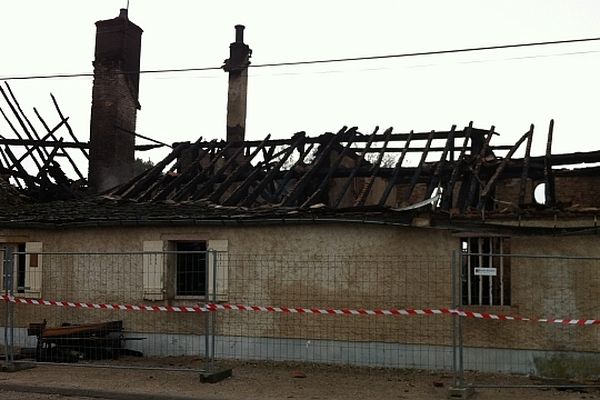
[1,36,600,81]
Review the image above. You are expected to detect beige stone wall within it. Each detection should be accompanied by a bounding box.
[1,223,599,352]
[0,224,455,344]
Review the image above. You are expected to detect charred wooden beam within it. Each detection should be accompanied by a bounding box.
[378,130,413,207]
[201,135,271,203]
[354,127,393,207]
[424,125,456,200]
[0,85,48,171]
[221,162,266,206]
[441,122,472,211]
[272,142,316,201]
[51,93,89,159]
[113,142,190,198]
[332,127,379,208]
[463,126,495,212]
[478,128,530,209]
[544,119,556,206]
[518,125,534,207]
[241,133,306,207]
[282,127,348,207]
[34,109,85,182]
[403,130,435,203]
[302,129,358,208]
[7,118,68,170]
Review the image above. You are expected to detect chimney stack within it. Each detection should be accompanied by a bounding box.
[223,25,252,152]
[88,9,143,193]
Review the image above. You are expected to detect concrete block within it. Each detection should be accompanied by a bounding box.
[447,386,474,399]
[199,367,232,383]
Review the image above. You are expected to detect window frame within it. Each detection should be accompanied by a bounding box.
[459,235,511,307]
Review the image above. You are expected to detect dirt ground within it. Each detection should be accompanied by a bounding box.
[0,358,599,400]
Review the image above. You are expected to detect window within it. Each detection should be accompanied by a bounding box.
[174,241,207,297]
[461,237,510,306]
[142,238,228,302]
[0,241,43,298]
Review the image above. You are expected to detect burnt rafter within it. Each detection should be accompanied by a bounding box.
[100,122,597,215]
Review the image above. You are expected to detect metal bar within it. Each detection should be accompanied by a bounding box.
[500,238,504,306]
[451,250,458,387]
[478,238,483,306]
[467,240,472,305]
[332,127,379,208]
[488,240,493,306]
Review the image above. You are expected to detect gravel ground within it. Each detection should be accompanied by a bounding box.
[0,359,599,400]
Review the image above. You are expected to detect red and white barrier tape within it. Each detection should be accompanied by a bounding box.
[2,295,599,325]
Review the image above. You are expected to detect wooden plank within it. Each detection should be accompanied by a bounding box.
[281,127,348,207]
[441,123,472,211]
[477,129,530,209]
[463,126,495,211]
[221,163,266,206]
[403,130,435,203]
[424,125,456,200]
[332,127,379,208]
[51,93,89,159]
[378,130,413,206]
[354,127,393,207]
[271,143,316,201]
[518,124,534,206]
[301,129,358,208]
[241,133,306,207]
[544,119,555,206]
[194,134,271,202]
[33,108,85,181]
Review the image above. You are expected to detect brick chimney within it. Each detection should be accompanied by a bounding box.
[88,9,143,193]
[223,25,251,155]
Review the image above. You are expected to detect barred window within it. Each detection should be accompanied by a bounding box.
[461,237,511,306]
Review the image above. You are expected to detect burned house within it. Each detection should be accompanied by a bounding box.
[0,9,599,374]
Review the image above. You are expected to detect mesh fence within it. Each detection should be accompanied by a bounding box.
[456,250,600,388]
[0,250,454,372]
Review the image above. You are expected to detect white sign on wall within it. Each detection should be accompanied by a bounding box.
[474,267,497,276]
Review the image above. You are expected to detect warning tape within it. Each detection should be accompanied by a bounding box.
[2,295,599,326]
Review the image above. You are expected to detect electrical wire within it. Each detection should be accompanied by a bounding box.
[1,36,600,81]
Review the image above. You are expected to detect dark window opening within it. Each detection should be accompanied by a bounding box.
[461,237,511,306]
[176,242,206,296]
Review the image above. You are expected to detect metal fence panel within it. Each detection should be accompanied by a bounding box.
[455,251,600,388]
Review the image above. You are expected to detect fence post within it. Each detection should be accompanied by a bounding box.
[451,249,465,388]
[203,250,212,372]
[3,246,14,368]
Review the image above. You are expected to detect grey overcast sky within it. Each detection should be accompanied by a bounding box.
[2,0,600,168]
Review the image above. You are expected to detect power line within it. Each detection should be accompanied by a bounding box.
[2,36,600,81]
